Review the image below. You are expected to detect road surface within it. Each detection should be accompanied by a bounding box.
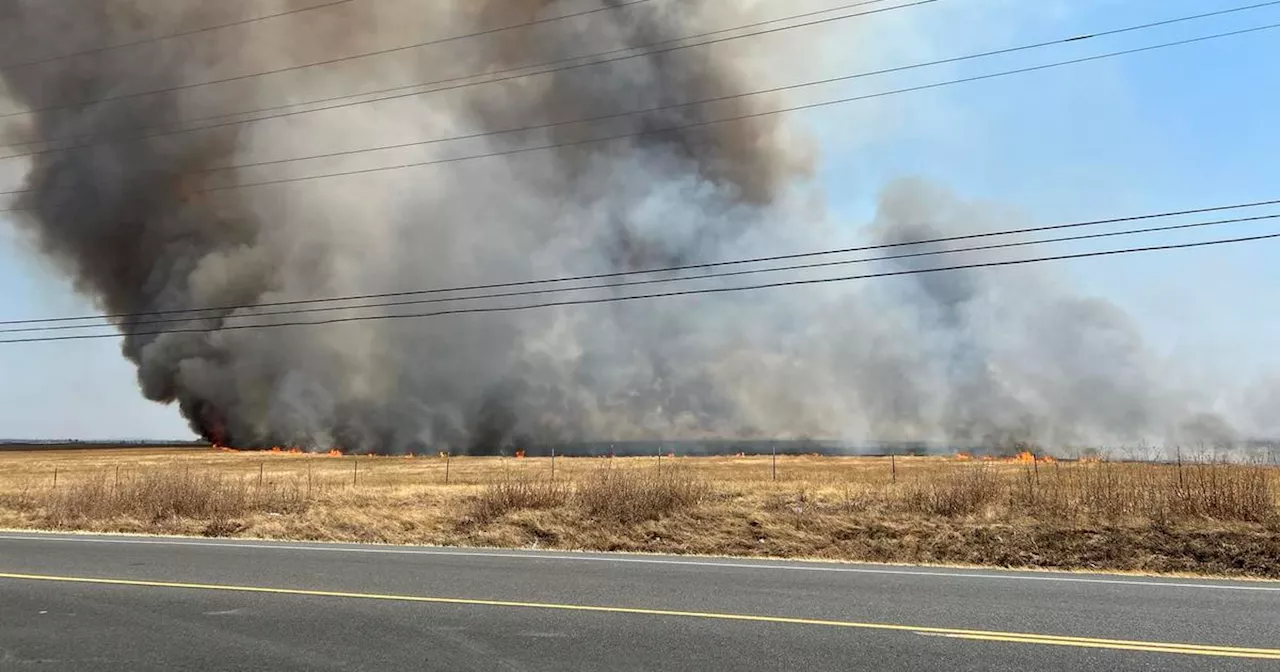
[1,531,1277,670]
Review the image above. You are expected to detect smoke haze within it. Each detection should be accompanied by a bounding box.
[0,0,1271,454]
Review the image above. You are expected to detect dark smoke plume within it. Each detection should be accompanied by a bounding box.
[0,1,1270,454]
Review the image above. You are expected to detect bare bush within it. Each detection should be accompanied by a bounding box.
[903,465,1003,517]
[1163,464,1274,522]
[468,476,569,523]
[575,467,710,524]
[28,468,307,527]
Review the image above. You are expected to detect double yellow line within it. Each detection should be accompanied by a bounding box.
[2,571,1277,660]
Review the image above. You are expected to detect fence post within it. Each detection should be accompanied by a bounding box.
[307,462,313,498]
[445,451,451,485]
[1033,452,1040,484]
[259,461,265,488]
[550,446,556,480]
[53,467,58,488]
[657,446,662,474]
[352,456,358,487]
[891,453,897,484]
[772,445,777,482]
[115,465,120,491]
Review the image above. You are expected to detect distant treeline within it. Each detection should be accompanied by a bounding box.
[0,440,210,452]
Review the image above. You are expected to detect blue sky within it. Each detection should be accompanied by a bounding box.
[1,0,1278,439]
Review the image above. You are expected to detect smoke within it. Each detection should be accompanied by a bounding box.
[0,1,1271,454]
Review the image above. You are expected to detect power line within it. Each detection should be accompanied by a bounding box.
[6,210,1275,337]
[0,0,922,160]
[0,232,1274,346]
[3,197,1276,328]
[194,2,1280,184]
[0,0,358,71]
[0,0,664,122]
[6,15,1275,211]
[144,21,1280,202]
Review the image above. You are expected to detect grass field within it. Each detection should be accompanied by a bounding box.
[1,447,1278,578]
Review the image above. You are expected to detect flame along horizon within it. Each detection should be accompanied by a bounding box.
[209,445,1094,463]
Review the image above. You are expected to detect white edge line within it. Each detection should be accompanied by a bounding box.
[0,533,1277,592]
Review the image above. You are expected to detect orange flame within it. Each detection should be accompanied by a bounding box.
[955,452,973,461]
[1015,451,1036,463]
[514,450,526,459]
[326,449,344,457]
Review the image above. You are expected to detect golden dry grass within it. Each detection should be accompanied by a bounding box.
[1,448,1278,577]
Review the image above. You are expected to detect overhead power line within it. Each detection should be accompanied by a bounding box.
[4,210,1276,337]
[5,14,1277,210]
[148,21,1280,202]
[197,2,1280,182]
[0,0,358,71]
[1,197,1276,328]
[0,232,1274,346]
[0,0,924,160]
[0,0,663,122]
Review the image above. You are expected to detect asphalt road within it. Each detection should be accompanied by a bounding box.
[1,532,1278,671]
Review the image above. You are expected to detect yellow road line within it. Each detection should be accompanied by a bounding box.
[2,571,1277,660]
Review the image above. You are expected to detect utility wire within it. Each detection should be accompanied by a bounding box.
[0,0,920,159]
[0,232,1274,345]
[5,211,1275,336]
[0,0,662,122]
[2,197,1276,328]
[6,17,1277,209]
[136,21,1280,203]
[0,0,358,71]
[197,2,1280,182]
[7,1,1274,165]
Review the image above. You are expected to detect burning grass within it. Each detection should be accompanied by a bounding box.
[1,448,1278,577]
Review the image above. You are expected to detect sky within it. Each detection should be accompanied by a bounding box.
[0,0,1277,440]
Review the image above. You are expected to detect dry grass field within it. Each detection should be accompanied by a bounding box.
[2,447,1278,577]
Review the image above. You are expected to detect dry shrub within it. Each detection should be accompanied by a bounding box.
[575,467,710,524]
[468,476,569,523]
[1161,464,1274,522]
[31,468,306,526]
[1017,463,1277,523]
[904,465,1002,517]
